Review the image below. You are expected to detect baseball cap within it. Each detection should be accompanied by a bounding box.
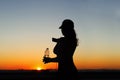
[59,19,74,29]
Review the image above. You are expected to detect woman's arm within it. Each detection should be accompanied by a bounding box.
[43,57,58,64]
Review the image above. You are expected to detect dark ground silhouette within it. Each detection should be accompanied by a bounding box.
[0,69,120,80]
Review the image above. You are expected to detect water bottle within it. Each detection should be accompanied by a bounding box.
[44,48,49,58]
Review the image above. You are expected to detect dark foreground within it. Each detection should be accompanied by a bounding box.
[0,69,120,80]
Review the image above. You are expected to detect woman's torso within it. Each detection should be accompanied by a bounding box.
[53,37,77,73]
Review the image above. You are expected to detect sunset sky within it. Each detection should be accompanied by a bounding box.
[0,0,120,70]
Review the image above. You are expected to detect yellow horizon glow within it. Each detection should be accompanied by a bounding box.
[36,67,42,70]
[0,51,120,70]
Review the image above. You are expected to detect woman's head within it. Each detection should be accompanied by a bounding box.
[59,19,74,29]
[60,19,78,45]
[60,19,76,37]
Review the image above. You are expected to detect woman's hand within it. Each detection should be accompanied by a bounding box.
[52,38,57,42]
[43,57,51,64]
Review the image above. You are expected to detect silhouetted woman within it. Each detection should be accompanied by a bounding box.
[43,19,78,80]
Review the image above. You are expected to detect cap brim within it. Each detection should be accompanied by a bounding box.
[59,26,62,29]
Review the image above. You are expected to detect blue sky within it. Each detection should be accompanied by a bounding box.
[0,0,120,69]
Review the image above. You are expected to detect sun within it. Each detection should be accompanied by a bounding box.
[36,67,42,71]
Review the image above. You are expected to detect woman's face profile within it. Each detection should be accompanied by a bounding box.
[61,29,68,37]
